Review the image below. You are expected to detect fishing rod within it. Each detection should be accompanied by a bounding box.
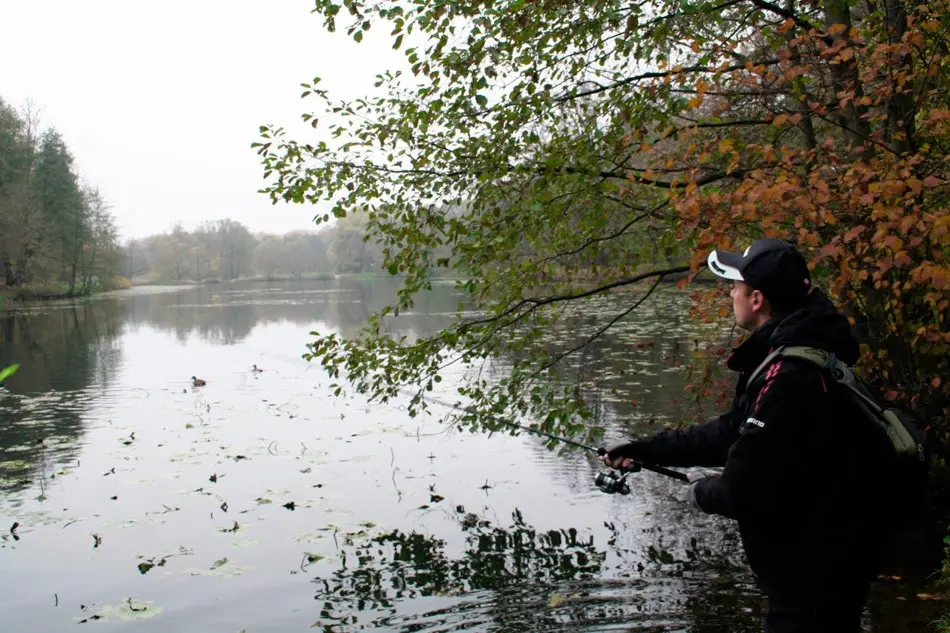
[410,391,689,491]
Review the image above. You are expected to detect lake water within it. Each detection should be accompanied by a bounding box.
[0,279,941,632]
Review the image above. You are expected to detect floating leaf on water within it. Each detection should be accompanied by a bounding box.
[255,497,272,505]
[430,494,444,503]
[136,558,166,575]
[217,521,240,534]
[299,467,312,474]
[304,552,324,563]
[282,502,296,511]
[549,593,566,608]
[92,533,103,548]
[76,599,162,623]
[359,521,376,528]
[185,560,252,578]
[293,532,326,543]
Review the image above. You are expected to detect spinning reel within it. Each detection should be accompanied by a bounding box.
[593,461,641,495]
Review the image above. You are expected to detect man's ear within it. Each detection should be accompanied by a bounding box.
[750,289,768,313]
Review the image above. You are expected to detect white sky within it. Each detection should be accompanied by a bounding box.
[0,0,396,241]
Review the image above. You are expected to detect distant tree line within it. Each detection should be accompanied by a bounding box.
[123,211,396,283]
[123,202,681,284]
[0,98,120,295]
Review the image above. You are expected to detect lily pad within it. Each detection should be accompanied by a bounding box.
[293,532,326,544]
[76,599,162,623]
[184,559,252,578]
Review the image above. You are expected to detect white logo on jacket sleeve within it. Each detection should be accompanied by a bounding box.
[745,417,765,428]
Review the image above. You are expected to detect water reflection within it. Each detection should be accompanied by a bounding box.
[0,280,942,633]
[0,300,124,493]
[309,507,763,633]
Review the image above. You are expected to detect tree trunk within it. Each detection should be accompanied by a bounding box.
[68,247,79,295]
[823,0,873,160]
[15,256,28,286]
[785,0,817,150]
[3,259,14,286]
[883,0,916,155]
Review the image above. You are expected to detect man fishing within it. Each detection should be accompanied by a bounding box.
[602,238,890,633]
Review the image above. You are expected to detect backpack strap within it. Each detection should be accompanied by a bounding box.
[745,345,829,388]
[752,346,877,407]
[748,345,893,428]
[749,347,926,465]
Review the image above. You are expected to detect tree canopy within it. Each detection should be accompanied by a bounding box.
[257,0,949,455]
[0,99,119,295]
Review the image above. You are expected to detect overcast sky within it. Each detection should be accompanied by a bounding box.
[0,0,394,241]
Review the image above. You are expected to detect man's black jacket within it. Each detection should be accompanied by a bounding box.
[612,290,890,606]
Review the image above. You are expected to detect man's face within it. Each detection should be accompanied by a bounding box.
[730,281,763,331]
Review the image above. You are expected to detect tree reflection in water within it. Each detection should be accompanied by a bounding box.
[309,508,762,633]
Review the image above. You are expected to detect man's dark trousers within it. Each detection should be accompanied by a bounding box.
[764,589,868,633]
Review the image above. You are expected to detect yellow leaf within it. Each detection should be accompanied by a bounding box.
[687,96,704,110]
[719,138,734,153]
[883,235,904,251]
[549,594,566,608]
[933,377,942,389]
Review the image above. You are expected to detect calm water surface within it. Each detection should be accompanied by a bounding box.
[0,279,940,632]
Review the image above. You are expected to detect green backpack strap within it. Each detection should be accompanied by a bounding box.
[748,346,921,461]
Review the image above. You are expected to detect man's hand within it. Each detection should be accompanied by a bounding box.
[599,442,636,470]
[685,469,722,512]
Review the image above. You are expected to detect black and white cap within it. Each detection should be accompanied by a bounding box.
[707,238,812,309]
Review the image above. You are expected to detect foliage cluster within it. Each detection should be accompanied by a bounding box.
[0,98,120,296]
[257,0,948,459]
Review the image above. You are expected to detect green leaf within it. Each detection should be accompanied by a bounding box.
[0,364,19,383]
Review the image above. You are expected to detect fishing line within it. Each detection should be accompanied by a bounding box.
[403,388,688,483]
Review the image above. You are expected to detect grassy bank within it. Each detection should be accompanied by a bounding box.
[0,276,132,303]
